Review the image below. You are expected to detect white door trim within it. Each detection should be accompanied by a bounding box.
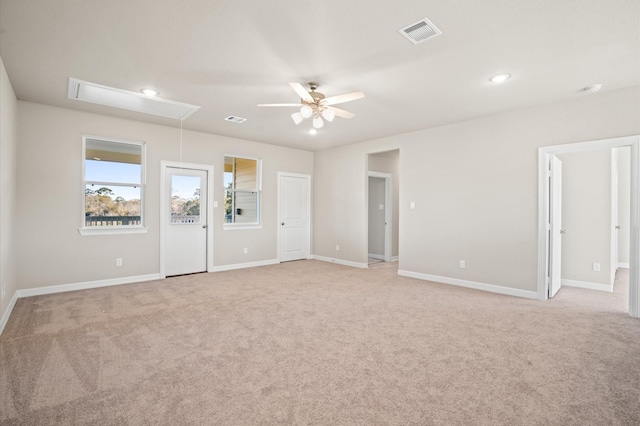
[368,171,392,262]
[277,172,312,262]
[537,135,640,318]
[160,161,214,278]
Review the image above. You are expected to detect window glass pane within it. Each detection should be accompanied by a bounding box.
[85,184,141,226]
[171,175,201,224]
[224,190,258,223]
[233,158,257,189]
[223,156,260,225]
[85,159,141,184]
[85,138,141,184]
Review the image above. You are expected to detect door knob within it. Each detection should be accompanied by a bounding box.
[202,225,207,229]
[615,225,621,229]
[560,229,566,235]
[281,222,285,226]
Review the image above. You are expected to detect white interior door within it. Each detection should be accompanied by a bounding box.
[164,167,208,276]
[549,156,563,298]
[279,173,310,262]
[611,149,619,285]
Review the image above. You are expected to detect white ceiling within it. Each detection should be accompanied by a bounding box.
[1,0,638,151]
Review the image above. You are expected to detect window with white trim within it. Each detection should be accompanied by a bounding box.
[82,136,145,232]
[224,156,261,225]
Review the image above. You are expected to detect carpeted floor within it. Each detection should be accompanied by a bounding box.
[1,260,639,425]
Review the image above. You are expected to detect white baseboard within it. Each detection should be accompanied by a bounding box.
[368,253,384,260]
[391,256,399,262]
[562,279,613,292]
[312,255,368,269]
[0,291,19,336]
[17,274,162,298]
[397,270,538,299]
[210,259,279,272]
[618,262,630,269]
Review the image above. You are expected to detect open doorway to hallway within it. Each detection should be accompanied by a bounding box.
[538,136,640,317]
[367,150,399,268]
[555,147,630,290]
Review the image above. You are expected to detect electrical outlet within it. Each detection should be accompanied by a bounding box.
[460,260,466,269]
[336,245,340,251]
[243,247,248,254]
[116,258,123,267]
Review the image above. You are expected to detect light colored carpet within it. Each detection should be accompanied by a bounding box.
[1,260,638,425]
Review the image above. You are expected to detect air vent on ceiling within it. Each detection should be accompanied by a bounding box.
[225,116,247,123]
[399,17,442,44]
[67,78,200,120]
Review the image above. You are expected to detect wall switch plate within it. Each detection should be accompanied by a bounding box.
[336,245,340,251]
[410,202,416,209]
[460,260,466,269]
[593,262,601,272]
[116,258,123,267]
[213,201,218,208]
[243,248,248,254]
[379,204,384,210]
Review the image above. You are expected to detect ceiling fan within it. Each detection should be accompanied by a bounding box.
[258,82,365,129]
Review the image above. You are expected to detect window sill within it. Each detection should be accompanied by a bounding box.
[222,223,263,231]
[78,226,149,236]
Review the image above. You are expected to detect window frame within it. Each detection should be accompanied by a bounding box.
[79,135,148,236]
[223,154,262,230]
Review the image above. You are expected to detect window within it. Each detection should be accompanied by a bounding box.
[81,136,146,234]
[224,156,261,226]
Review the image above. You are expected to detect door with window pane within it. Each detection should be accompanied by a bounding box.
[164,167,207,276]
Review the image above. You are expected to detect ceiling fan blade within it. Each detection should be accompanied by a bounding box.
[328,106,355,119]
[257,103,302,107]
[322,91,365,106]
[289,82,314,102]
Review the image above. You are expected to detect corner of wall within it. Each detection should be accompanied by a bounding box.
[0,55,19,332]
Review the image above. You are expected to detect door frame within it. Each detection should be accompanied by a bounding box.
[160,161,214,278]
[277,172,311,262]
[537,135,640,317]
[368,171,392,262]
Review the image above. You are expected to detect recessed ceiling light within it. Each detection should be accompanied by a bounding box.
[308,129,318,135]
[141,88,159,96]
[490,73,511,83]
[225,116,247,123]
[583,84,603,93]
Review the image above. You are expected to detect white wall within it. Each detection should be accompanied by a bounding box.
[313,86,640,292]
[0,56,18,327]
[16,101,313,290]
[557,150,612,285]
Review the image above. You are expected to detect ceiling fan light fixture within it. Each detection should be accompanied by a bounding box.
[322,109,335,122]
[291,112,303,125]
[300,105,313,118]
[308,129,318,135]
[313,116,324,129]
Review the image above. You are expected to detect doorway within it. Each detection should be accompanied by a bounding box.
[160,161,214,277]
[278,172,311,262]
[368,173,392,262]
[538,135,640,318]
[367,149,399,267]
